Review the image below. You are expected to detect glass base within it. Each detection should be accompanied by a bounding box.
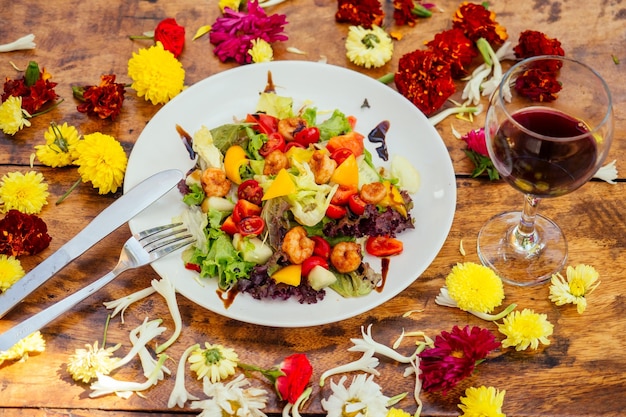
[477,211,567,286]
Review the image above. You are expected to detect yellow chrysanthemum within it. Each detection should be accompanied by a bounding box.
[219,0,241,12]
[188,342,239,383]
[0,331,45,365]
[34,122,81,167]
[446,262,504,313]
[0,170,49,214]
[67,341,121,383]
[497,309,553,351]
[549,264,600,314]
[0,96,31,135]
[0,254,25,292]
[345,25,394,69]
[128,41,185,105]
[248,38,274,63]
[387,408,413,417]
[458,386,506,417]
[75,132,128,194]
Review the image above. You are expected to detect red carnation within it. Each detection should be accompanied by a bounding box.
[154,18,186,58]
[452,2,508,47]
[0,210,52,257]
[336,0,384,29]
[74,74,126,120]
[426,28,478,79]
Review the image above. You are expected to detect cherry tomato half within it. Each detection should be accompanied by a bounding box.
[246,113,278,135]
[348,193,367,216]
[221,215,239,235]
[301,255,329,278]
[238,215,265,237]
[331,184,358,206]
[185,262,202,272]
[232,199,262,223]
[293,126,321,146]
[365,236,403,257]
[325,203,347,219]
[330,148,354,166]
[310,236,331,259]
[259,132,286,157]
[238,179,264,205]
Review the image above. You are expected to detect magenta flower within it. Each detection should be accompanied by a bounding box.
[209,0,288,64]
[461,127,488,156]
[419,325,500,394]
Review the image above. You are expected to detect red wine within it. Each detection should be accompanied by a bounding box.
[491,107,598,197]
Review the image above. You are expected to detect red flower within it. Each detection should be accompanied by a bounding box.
[419,325,500,394]
[154,18,186,58]
[2,65,58,115]
[452,2,507,47]
[426,28,478,79]
[514,68,562,102]
[209,0,288,64]
[394,49,456,117]
[74,74,126,120]
[514,30,565,72]
[0,210,52,257]
[336,0,384,29]
[392,0,417,27]
[461,127,488,156]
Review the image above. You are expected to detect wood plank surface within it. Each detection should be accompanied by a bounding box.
[1,0,625,416]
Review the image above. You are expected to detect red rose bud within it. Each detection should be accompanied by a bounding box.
[275,353,313,404]
[154,18,185,57]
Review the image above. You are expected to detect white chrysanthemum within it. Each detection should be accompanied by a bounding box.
[190,373,269,417]
[549,264,600,314]
[321,374,389,417]
[345,25,393,69]
[67,341,121,383]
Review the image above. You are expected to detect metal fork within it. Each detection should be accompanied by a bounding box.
[0,222,195,351]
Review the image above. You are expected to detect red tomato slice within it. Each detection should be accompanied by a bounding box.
[237,179,264,205]
[259,132,286,157]
[232,199,262,223]
[348,193,367,216]
[238,215,265,236]
[326,131,364,157]
[293,126,321,146]
[365,236,403,257]
[325,204,347,219]
[246,113,279,135]
[284,141,306,152]
[310,236,331,259]
[331,184,358,206]
[330,148,354,165]
[301,255,329,278]
[185,262,201,272]
[221,215,239,235]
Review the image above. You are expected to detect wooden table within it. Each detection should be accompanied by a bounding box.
[1,1,625,415]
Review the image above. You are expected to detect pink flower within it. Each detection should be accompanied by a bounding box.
[209,0,288,64]
[419,325,500,394]
[461,127,488,156]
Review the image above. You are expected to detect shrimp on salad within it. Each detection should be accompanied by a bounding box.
[201,167,231,197]
[330,241,362,273]
[282,226,315,265]
[309,150,337,184]
[263,149,289,176]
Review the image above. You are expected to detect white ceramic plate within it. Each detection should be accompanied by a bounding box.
[124,61,456,327]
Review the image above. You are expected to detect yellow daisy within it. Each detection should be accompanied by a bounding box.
[34,122,81,167]
[67,341,121,383]
[248,38,274,63]
[0,170,49,214]
[188,342,239,383]
[458,386,506,417]
[0,254,25,292]
[497,309,553,351]
[387,408,413,417]
[549,264,600,314]
[345,25,394,69]
[75,132,128,194]
[128,41,185,105]
[0,331,45,364]
[0,96,31,135]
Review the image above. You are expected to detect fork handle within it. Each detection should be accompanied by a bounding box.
[0,267,126,351]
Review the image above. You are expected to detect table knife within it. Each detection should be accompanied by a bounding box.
[0,169,183,319]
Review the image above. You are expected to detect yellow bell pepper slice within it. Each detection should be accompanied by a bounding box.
[271,264,302,286]
[330,153,358,187]
[262,168,296,200]
[285,146,314,164]
[224,145,249,184]
[379,181,408,217]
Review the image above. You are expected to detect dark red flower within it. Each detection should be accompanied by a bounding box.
[515,68,562,102]
[419,325,500,394]
[394,49,456,116]
[0,210,52,257]
[452,2,507,47]
[426,28,478,79]
[461,127,488,156]
[275,353,313,403]
[393,0,418,27]
[74,74,126,120]
[2,69,58,115]
[336,0,384,29]
[514,30,565,72]
[154,18,186,58]
[209,0,288,64]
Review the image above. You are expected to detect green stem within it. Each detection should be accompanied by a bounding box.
[377,73,395,85]
[412,4,432,17]
[128,35,154,41]
[30,98,65,118]
[56,177,82,205]
[476,38,493,66]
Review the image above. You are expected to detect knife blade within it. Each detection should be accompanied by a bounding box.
[0,169,183,318]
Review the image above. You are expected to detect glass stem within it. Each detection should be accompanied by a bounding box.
[510,195,541,253]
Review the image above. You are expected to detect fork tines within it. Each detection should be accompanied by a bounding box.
[136,222,195,255]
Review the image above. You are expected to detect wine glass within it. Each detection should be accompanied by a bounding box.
[477,55,614,286]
